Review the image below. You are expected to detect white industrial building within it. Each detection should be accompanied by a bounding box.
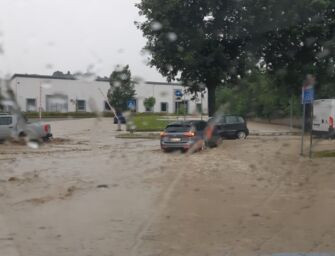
[4,74,208,114]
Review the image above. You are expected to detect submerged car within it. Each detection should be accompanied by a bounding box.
[208,115,249,140]
[160,120,207,152]
[0,113,52,143]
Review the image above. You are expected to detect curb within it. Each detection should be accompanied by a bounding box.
[116,131,300,139]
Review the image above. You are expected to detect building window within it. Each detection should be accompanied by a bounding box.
[104,101,111,111]
[0,116,12,125]
[175,101,188,115]
[46,94,68,112]
[26,98,37,112]
[160,102,168,112]
[76,100,86,112]
[196,103,202,114]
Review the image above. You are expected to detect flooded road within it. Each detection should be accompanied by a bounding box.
[0,118,335,256]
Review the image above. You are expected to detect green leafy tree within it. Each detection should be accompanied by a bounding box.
[143,96,156,112]
[107,65,136,112]
[240,0,335,95]
[216,71,302,120]
[136,0,248,116]
[136,0,334,116]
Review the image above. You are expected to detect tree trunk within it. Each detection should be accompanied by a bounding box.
[207,85,216,117]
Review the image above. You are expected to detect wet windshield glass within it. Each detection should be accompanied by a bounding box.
[0,1,334,256]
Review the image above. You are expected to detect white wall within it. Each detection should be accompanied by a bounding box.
[10,76,208,114]
[135,82,208,114]
[11,77,110,112]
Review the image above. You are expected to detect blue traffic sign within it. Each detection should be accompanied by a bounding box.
[175,90,183,97]
[302,86,314,104]
[127,100,136,110]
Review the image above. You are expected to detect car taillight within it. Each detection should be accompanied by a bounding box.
[160,131,166,137]
[184,131,195,137]
[44,124,50,133]
[329,116,334,128]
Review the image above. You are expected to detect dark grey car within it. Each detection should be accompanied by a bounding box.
[160,120,207,152]
[208,115,249,140]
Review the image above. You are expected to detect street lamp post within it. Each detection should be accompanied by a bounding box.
[39,83,42,120]
[16,81,20,100]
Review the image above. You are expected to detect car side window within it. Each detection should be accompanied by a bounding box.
[224,116,238,124]
[0,116,13,125]
[195,121,207,131]
[237,116,245,123]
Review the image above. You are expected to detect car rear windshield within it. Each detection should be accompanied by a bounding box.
[165,124,191,133]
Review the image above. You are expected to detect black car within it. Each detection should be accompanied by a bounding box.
[208,115,249,140]
[113,114,126,124]
[160,120,207,152]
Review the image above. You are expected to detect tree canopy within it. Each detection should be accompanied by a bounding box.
[107,65,136,112]
[136,0,334,116]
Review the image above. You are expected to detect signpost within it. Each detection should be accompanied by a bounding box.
[97,88,121,131]
[301,75,315,157]
[175,90,183,98]
[174,90,183,118]
[127,99,136,111]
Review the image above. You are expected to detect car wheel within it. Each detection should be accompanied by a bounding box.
[19,131,26,138]
[236,131,247,139]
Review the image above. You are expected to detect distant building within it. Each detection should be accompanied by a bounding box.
[7,74,208,114]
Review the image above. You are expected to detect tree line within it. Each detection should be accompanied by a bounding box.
[136,0,335,116]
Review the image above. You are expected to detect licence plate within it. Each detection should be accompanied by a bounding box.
[170,137,181,142]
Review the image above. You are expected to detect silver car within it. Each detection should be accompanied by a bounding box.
[160,120,207,152]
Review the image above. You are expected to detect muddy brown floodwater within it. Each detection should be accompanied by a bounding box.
[0,118,335,256]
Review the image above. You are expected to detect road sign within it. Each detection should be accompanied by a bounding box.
[127,99,136,110]
[174,90,183,102]
[300,74,316,158]
[175,90,183,97]
[302,85,314,104]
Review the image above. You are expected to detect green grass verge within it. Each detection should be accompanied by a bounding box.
[314,150,335,158]
[132,115,171,132]
[24,112,114,118]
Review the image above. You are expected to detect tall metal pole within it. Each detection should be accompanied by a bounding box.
[290,96,293,132]
[300,103,306,156]
[39,83,42,120]
[98,87,121,130]
[200,92,203,121]
[183,89,186,121]
[309,103,313,158]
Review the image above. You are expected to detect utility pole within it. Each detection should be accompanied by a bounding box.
[39,83,42,120]
[183,89,186,121]
[290,96,293,132]
[98,88,121,131]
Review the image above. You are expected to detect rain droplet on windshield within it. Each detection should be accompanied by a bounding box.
[151,21,162,31]
[167,32,178,42]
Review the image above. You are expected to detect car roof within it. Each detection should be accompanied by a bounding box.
[167,120,206,126]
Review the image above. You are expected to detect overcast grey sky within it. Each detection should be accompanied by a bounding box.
[0,0,165,81]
